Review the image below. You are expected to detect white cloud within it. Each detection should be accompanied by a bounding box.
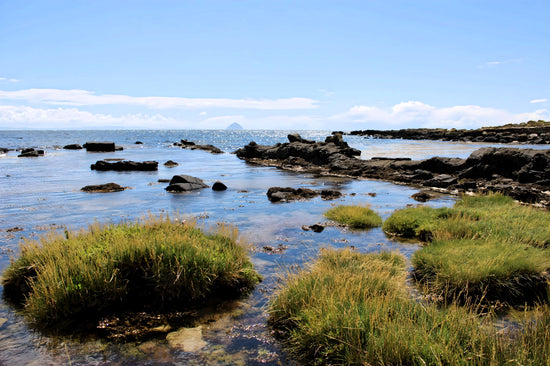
[0,105,188,129]
[530,98,548,104]
[0,77,20,83]
[0,88,319,110]
[334,101,550,129]
[479,58,525,68]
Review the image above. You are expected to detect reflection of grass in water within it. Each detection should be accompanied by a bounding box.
[2,215,261,332]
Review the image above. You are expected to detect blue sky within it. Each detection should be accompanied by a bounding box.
[0,0,548,130]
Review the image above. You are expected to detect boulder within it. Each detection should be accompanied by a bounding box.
[212,181,228,191]
[164,160,179,167]
[175,139,224,154]
[0,147,8,154]
[267,187,319,202]
[84,141,116,152]
[166,175,208,192]
[63,144,83,150]
[18,148,45,157]
[91,160,158,171]
[81,183,127,192]
[288,133,314,144]
[411,190,438,202]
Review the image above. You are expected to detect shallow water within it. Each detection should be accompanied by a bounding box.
[1,130,547,365]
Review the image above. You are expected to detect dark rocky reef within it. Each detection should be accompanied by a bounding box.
[81,183,127,192]
[236,134,550,207]
[348,120,550,144]
[63,144,83,150]
[266,187,342,202]
[18,148,45,157]
[174,139,224,154]
[165,175,208,192]
[84,142,123,152]
[91,160,158,171]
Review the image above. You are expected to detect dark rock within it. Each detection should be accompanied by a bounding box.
[287,133,314,144]
[267,187,319,202]
[6,227,23,233]
[175,139,224,154]
[81,183,127,192]
[158,179,171,183]
[84,141,116,152]
[424,174,458,188]
[302,224,325,233]
[18,148,44,157]
[63,144,83,150]
[164,160,179,167]
[411,190,438,202]
[0,147,8,154]
[166,175,208,192]
[212,181,228,191]
[320,189,342,200]
[91,160,158,171]
[135,141,143,144]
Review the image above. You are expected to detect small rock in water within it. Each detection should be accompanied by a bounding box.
[164,160,179,167]
[212,181,228,191]
[166,326,207,352]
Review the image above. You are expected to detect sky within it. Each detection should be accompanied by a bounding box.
[0,0,548,130]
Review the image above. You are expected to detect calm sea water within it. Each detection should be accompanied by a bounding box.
[0,130,547,365]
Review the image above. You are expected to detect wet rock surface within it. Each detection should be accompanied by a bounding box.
[266,187,342,202]
[18,148,45,157]
[165,175,208,192]
[348,120,550,144]
[63,144,83,150]
[212,181,228,191]
[237,134,550,207]
[91,160,158,171]
[84,141,119,152]
[81,183,127,192]
[174,139,224,154]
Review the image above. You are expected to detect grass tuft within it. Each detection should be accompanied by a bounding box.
[324,204,382,229]
[2,215,261,330]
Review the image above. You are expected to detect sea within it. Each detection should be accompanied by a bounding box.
[1,129,548,365]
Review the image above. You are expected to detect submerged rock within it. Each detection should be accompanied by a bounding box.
[166,326,207,352]
[81,183,127,192]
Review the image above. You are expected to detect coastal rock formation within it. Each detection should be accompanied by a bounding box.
[266,187,342,202]
[91,160,158,171]
[81,183,127,192]
[165,175,208,192]
[63,144,83,150]
[0,147,8,154]
[164,160,179,167]
[236,134,550,207]
[84,141,119,152]
[18,148,45,157]
[348,120,550,144]
[174,139,224,154]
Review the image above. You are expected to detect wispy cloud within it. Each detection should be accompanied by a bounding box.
[478,58,525,68]
[0,77,21,83]
[530,98,548,104]
[0,88,319,110]
[319,89,335,97]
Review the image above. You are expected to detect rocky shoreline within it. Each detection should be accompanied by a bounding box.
[235,133,550,207]
[348,120,550,144]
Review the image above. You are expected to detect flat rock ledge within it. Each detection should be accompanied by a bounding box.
[267,187,342,202]
[235,134,550,207]
[91,160,159,171]
[174,139,224,154]
[81,183,127,192]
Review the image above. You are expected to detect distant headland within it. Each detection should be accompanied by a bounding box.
[226,122,244,130]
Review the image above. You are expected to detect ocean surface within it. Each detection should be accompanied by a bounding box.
[1,130,548,365]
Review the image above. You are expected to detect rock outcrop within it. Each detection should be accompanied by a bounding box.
[91,160,158,171]
[18,148,45,157]
[348,120,550,144]
[84,142,119,152]
[81,183,127,192]
[266,187,342,202]
[174,139,224,154]
[236,134,550,207]
[165,175,208,192]
[63,144,83,150]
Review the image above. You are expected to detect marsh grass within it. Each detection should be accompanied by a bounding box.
[2,215,261,330]
[270,248,550,365]
[269,248,501,365]
[383,193,550,306]
[324,204,382,229]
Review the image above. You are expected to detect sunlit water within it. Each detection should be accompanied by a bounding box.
[0,130,547,365]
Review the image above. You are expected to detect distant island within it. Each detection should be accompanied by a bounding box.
[226,122,244,130]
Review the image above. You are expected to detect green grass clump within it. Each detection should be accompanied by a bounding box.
[2,216,261,330]
[324,205,382,229]
[413,239,550,305]
[269,248,501,365]
[383,193,550,306]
